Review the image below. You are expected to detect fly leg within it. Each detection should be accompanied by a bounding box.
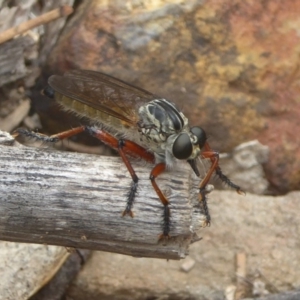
[117,139,142,217]
[149,163,171,240]
[187,159,211,226]
[83,127,155,217]
[203,142,244,194]
[91,127,171,237]
[14,126,86,143]
[198,142,244,226]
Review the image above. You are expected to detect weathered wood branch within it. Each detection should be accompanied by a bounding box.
[0,131,208,259]
[0,6,73,44]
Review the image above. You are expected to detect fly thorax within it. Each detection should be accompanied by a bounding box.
[138,99,188,145]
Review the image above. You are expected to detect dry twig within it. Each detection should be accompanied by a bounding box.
[0,6,73,45]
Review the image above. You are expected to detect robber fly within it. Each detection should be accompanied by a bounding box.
[16,70,243,239]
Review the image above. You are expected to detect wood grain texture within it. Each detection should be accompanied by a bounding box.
[0,131,208,259]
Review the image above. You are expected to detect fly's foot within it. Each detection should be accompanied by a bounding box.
[122,181,138,218]
[237,188,246,195]
[201,219,211,228]
[122,209,134,218]
[158,232,171,241]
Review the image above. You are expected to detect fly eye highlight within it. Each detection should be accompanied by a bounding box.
[191,126,207,148]
[172,133,193,160]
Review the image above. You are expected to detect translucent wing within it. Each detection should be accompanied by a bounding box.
[48,69,158,127]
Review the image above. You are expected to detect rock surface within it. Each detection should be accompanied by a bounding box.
[66,190,300,300]
[0,243,69,300]
[42,0,300,193]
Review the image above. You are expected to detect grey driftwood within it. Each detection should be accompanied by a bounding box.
[0,131,208,259]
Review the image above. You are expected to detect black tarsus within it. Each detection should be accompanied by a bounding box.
[15,128,60,143]
[199,188,211,225]
[215,166,242,192]
[123,181,138,216]
[162,205,171,237]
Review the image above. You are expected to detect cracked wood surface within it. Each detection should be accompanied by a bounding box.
[0,131,207,259]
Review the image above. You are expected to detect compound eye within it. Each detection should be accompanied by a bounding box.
[172,133,193,160]
[191,126,207,148]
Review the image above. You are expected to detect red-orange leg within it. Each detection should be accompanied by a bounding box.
[88,127,154,163]
[197,149,219,226]
[196,142,244,226]
[92,126,171,238]
[92,128,171,238]
[203,142,243,194]
[199,148,220,190]
[149,163,171,239]
[78,127,157,217]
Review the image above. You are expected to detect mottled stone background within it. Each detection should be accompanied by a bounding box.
[36,0,300,194]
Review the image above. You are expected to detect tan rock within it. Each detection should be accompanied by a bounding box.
[66,191,300,299]
[42,0,300,193]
